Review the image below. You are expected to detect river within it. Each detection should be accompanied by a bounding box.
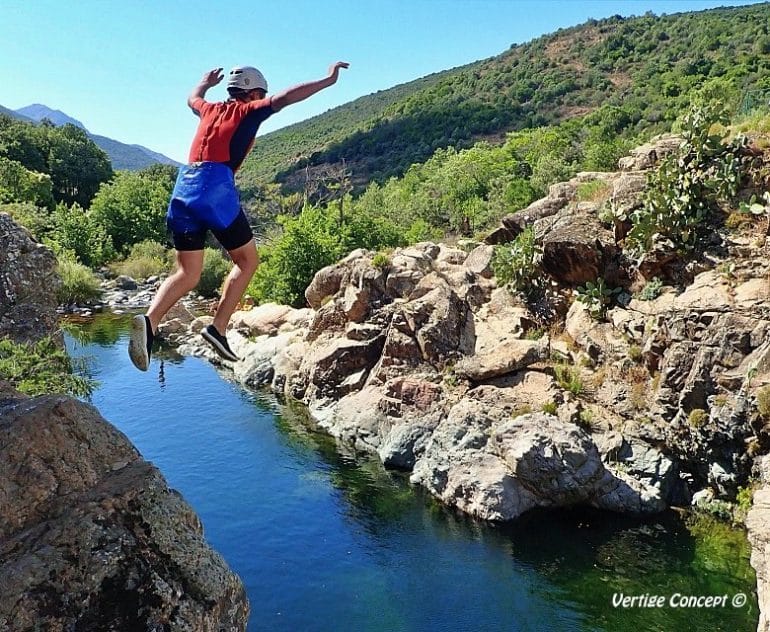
[64,313,759,632]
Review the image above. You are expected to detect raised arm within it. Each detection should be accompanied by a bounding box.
[187,68,224,111]
[270,62,349,112]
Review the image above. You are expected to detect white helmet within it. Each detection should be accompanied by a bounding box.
[227,66,268,92]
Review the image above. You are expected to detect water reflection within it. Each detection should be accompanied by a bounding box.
[271,395,759,632]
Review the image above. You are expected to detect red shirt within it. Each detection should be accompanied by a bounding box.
[188,97,275,172]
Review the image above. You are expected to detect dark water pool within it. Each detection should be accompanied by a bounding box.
[65,314,759,631]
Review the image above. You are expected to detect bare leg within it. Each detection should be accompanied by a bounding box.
[146,249,204,332]
[212,239,259,333]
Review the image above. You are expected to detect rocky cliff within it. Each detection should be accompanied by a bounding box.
[0,381,249,630]
[0,213,60,344]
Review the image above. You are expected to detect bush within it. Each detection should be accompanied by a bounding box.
[50,202,115,267]
[688,408,708,428]
[371,252,390,269]
[56,253,102,305]
[626,102,746,255]
[111,240,170,281]
[247,205,345,306]
[0,336,95,397]
[89,170,172,255]
[757,386,770,420]
[554,364,584,396]
[197,247,230,298]
[635,277,664,301]
[491,227,542,296]
[575,278,621,320]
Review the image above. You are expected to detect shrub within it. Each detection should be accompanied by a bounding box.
[757,386,770,420]
[736,485,754,521]
[511,404,533,418]
[491,227,542,296]
[625,102,746,255]
[554,364,584,396]
[197,247,231,298]
[50,202,115,267]
[575,278,621,320]
[111,240,170,280]
[541,401,558,415]
[635,277,664,301]
[0,336,95,397]
[372,252,390,270]
[56,253,102,305]
[688,408,708,428]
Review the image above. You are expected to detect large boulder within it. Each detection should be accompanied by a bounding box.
[0,213,60,344]
[410,398,664,521]
[0,387,249,630]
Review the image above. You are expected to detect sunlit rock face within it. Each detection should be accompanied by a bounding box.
[0,385,250,631]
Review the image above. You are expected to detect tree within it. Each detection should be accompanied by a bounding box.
[47,124,113,207]
[89,170,172,254]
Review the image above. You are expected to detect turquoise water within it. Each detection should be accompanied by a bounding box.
[65,314,759,632]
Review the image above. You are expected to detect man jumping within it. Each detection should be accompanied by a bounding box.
[129,61,349,371]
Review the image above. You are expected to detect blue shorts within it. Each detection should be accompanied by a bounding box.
[166,162,252,251]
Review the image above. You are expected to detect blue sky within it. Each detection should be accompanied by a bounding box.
[1,0,765,162]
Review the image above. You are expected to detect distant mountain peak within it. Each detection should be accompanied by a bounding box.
[15,104,86,129]
[9,103,179,171]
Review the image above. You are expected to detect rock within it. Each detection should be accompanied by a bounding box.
[0,214,61,344]
[411,400,663,521]
[436,246,468,265]
[691,488,715,507]
[231,302,294,336]
[305,263,346,309]
[455,338,549,381]
[0,390,248,630]
[617,134,681,171]
[464,244,496,278]
[541,215,621,286]
[115,275,138,290]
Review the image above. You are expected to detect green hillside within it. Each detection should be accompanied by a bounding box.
[237,66,472,195]
[239,2,770,195]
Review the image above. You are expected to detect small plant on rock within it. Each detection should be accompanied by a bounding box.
[372,251,391,270]
[541,401,558,415]
[635,277,664,301]
[491,227,542,296]
[756,385,770,420]
[511,404,533,419]
[575,277,621,320]
[554,363,584,396]
[688,408,708,428]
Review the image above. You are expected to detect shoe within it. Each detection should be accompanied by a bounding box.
[201,324,239,362]
[128,314,154,371]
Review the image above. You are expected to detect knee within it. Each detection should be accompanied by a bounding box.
[175,267,201,292]
[232,249,259,276]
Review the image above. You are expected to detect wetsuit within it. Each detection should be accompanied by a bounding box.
[166,96,274,251]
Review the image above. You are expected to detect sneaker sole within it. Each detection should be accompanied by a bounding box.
[201,328,239,362]
[128,315,150,371]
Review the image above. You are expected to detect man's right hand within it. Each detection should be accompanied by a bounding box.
[327,62,350,82]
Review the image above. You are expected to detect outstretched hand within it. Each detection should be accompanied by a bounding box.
[328,62,350,82]
[201,68,224,88]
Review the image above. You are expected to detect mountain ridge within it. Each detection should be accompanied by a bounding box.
[10,103,179,171]
[238,2,770,194]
